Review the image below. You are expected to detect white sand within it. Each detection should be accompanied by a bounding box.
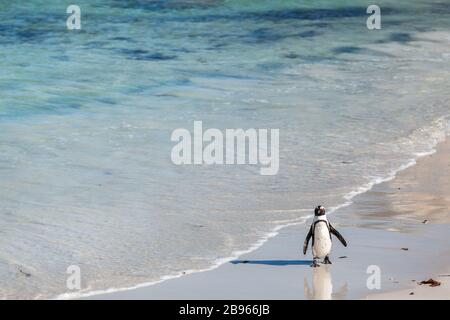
[366,274,450,300]
[85,223,449,299]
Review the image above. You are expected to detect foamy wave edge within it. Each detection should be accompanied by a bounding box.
[54,115,450,300]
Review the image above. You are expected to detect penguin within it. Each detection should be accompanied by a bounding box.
[303,205,347,267]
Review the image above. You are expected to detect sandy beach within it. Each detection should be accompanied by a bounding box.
[83,137,450,300]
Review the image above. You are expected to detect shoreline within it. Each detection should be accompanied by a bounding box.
[77,127,450,300]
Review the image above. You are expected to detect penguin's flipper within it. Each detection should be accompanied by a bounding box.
[303,225,313,255]
[329,224,347,247]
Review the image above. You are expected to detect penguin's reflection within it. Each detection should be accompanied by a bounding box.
[304,266,348,300]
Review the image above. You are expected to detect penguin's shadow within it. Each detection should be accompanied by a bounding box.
[230,260,313,266]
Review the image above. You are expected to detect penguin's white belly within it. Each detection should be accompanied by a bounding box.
[312,224,332,258]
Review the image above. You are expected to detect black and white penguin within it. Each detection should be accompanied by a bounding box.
[303,206,347,267]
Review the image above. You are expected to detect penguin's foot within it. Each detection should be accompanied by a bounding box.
[311,259,320,268]
[323,256,332,265]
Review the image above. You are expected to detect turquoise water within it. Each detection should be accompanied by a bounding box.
[1,0,450,298]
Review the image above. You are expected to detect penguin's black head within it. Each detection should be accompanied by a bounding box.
[314,205,326,216]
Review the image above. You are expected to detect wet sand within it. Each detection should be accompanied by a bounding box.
[84,138,450,300]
